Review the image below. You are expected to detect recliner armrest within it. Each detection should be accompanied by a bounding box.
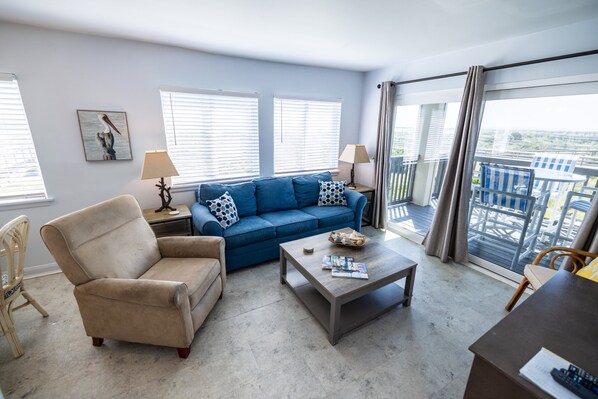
[76,278,188,308]
[157,236,225,260]
[157,236,226,289]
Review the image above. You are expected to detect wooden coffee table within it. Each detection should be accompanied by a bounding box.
[280,228,417,345]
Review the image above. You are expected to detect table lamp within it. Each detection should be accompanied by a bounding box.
[339,144,370,189]
[141,150,179,212]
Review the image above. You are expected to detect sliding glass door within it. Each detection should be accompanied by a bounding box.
[468,91,598,275]
[387,101,459,237]
[385,81,598,278]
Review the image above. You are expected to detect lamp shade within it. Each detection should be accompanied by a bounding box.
[141,150,179,180]
[339,144,370,164]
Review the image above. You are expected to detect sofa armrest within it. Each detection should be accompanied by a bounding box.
[76,278,188,308]
[191,203,224,236]
[345,190,367,232]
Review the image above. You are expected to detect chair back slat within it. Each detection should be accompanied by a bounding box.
[531,153,578,192]
[531,153,577,173]
[1,215,29,302]
[480,163,535,212]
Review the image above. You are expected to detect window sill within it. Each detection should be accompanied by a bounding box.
[273,169,339,178]
[0,196,54,211]
[171,176,258,194]
[172,171,339,194]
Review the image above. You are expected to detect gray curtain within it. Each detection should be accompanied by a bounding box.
[423,66,485,263]
[372,81,396,229]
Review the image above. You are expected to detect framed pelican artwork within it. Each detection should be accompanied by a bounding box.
[77,110,133,161]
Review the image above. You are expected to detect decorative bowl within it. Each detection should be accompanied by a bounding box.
[328,230,366,247]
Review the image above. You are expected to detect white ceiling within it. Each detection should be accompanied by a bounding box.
[1,0,597,71]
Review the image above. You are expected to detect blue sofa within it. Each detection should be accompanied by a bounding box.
[191,172,367,271]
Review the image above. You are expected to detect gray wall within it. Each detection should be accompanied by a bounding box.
[0,22,364,273]
[357,18,598,188]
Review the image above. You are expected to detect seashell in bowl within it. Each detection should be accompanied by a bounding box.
[328,230,366,247]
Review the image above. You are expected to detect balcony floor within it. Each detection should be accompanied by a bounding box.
[387,201,562,275]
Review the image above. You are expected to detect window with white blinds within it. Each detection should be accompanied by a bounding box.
[392,104,421,162]
[392,102,459,162]
[423,102,460,161]
[0,74,48,203]
[273,97,342,174]
[160,88,260,185]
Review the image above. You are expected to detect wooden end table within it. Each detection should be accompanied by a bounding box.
[142,204,193,237]
[352,184,375,226]
[280,228,417,345]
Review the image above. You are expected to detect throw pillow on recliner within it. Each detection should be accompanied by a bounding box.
[206,191,239,229]
[318,180,347,206]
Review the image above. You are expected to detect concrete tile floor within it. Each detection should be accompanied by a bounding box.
[0,227,522,398]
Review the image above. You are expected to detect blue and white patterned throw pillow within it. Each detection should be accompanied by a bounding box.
[318,180,347,206]
[206,191,239,230]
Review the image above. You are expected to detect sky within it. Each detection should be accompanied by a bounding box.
[481,94,598,131]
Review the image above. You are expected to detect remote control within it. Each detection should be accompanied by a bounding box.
[551,366,598,399]
[567,365,598,389]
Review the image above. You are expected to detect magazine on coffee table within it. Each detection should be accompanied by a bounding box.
[331,261,368,280]
[322,255,354,270]
[322,255,368,279]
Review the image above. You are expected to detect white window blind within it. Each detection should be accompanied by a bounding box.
[160,88,260,185]
[392,104,421,162]
[392,102,460,163]
[273,97,342,174]
[423,102,460,161]
[0,74,48,203]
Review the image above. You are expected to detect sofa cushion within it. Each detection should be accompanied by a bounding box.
[259,210,318,237]
[199,182,257,217]
[293,172,333,209]
[318,180,347,206]
[223,216,276,249]
[301,205,354,228]
[140,257,220,309]
[206,191,239,230]
[255,177,298,214]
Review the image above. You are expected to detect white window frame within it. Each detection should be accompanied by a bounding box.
[273,96,342,175]
[392,88,463,163]
[159,87,260,188]
[0,73,50,208]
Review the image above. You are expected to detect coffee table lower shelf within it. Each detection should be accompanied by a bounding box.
[284,269,407,344]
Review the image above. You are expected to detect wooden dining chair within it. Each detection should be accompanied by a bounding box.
[505,246,598,311]
[1,215,48,358]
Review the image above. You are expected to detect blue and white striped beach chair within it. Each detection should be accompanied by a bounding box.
[531,153,578,192]
[531,153,577,173]
[468,163,548,271]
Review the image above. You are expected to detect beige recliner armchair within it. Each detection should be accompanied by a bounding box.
[40,194,225,358]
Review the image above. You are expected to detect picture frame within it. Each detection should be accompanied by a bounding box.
[77,110,133,161]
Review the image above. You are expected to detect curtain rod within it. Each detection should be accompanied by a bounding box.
[376,48,598,88]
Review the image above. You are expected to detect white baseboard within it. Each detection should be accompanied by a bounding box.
[24,262,61,279]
